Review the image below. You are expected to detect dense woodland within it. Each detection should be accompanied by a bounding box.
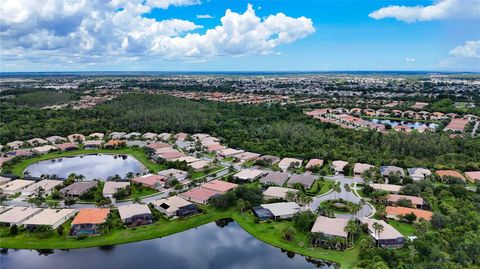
[1,93,480,170]
[360,181,480,269]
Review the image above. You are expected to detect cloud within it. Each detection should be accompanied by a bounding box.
[0,1,314,66]
[196,14,214,19]
[449,40,480,58]
[369,0,480,23]
[405,57,416,62]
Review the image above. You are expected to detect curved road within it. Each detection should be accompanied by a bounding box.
[309,175,374,219]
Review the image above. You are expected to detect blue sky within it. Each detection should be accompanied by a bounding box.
[1,0,479,71]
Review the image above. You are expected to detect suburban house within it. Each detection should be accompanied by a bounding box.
[158,169,188,182]
[233,169,266,182]
[386,206,433,221]
[32,145,57,154]
[263,186,298,200]
[354,163,375,176]
[332,160,348,174]
[175,132,188,141]
[70,208,110,236]
[131,174,165,190]
[117,204,153,227]
[251,206,275,221]
[174,156,200,163]
[188,160,211,171]
[151,196,200,217]
[436,170,466,181]
[258,202,301,220]
[287,173,316,189]
[6,141,24,149]
[305,159,324,170]
[0,206,43,226]
[311,216,349,240]
[6,149,33,157]
[407,168,432,181]
[444,118,469,132]
[46,136,67,144]
[0,206,12,214]
[157,133,172,141]
[180,187,220,204]
[380,166,405,178]
[387,194,425,209]
[233,152,261,163]
[465,171,480,182]
[361,218,404,248]
[21,179,63,196]
[157,151,186,161]
[22,209,77,230]
[104,139,126,148]
[84,140,102,149]
[102,181,130,198]
[109,132,126,139]
[142,132,158,140]
[68,134,85,142]
[278,158,302,172]
[0,179,35,195]
[27,138,48,146]
[370,183,402,194]
[123,132,141,140]
[201,180,238,194]
[55,142,78,151]
[218,148,245,158]
[145,142,171,151]
[60,181,98,197]
[256,155,281,165]
[88,133,105,140]
[206,144,226,153]
[259,172,290,186]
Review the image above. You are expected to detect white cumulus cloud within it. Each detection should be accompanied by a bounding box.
[449,40,480,58]
[196,14,214,19]
[0,1,314,66]
[369,0,480,23]
[405,57,416,62]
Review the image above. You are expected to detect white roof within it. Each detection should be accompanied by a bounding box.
[22,209,77,226]
[0,180,35,192]
[0,207,42,224]
[189,160,210,170]
[263,186,298,199]
[311,216,349,238]
[332,160,348,171]
[371,183,402,193]
[361,218,404,240]
[174,156,200,163]
[278,158,302,168]
[151,196,191,213]
[234,169,266,180]
[219,148,244,156]
[118,204,151,220]
[7,141,24,148]
[158,169,188,180]
[32,145,57,153]
[354,163,375,174]
[22,180,63,194]
[102,181,130,196]
[0,176,11,185]
[261,202,301,217]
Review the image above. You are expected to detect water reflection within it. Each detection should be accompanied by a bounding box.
[25,154,146,180]
[0,221,338,269]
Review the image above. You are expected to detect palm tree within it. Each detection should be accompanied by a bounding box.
[344,183,351,200]
[237,199,248,212]
[334,182,341,199]
[133,197,142,204]
[350,203,362,219]
[372,222,384,247]
[344,220,359,246]
[282,226,296,241]
[285,191,296,202]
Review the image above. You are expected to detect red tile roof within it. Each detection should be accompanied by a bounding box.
[386,206,433,221]
[436,170,465,180]
[71,208,110,225]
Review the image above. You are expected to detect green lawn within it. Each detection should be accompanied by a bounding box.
[191,166,226,179]
[9,148,166,176]
[307,180,334,196]
[388,220,416,236]
[0,207,360,269]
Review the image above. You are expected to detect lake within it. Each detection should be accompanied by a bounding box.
[24,154,146,180]
[0,220,337,269]
[370,119,438,130]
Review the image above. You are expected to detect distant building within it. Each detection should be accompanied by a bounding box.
[263,186,298,200]
[60,181,97,197]
[71,208,110,236]
[23,209,77,230]
[361,218,404,248]
[259,172,290,186]
[311,216,349,239]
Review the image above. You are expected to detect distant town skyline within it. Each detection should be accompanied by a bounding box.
[1,0,479,72]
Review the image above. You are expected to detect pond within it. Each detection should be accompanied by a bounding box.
[369,118,437,130]
[24,154,146,180]
[0,220,338,269]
